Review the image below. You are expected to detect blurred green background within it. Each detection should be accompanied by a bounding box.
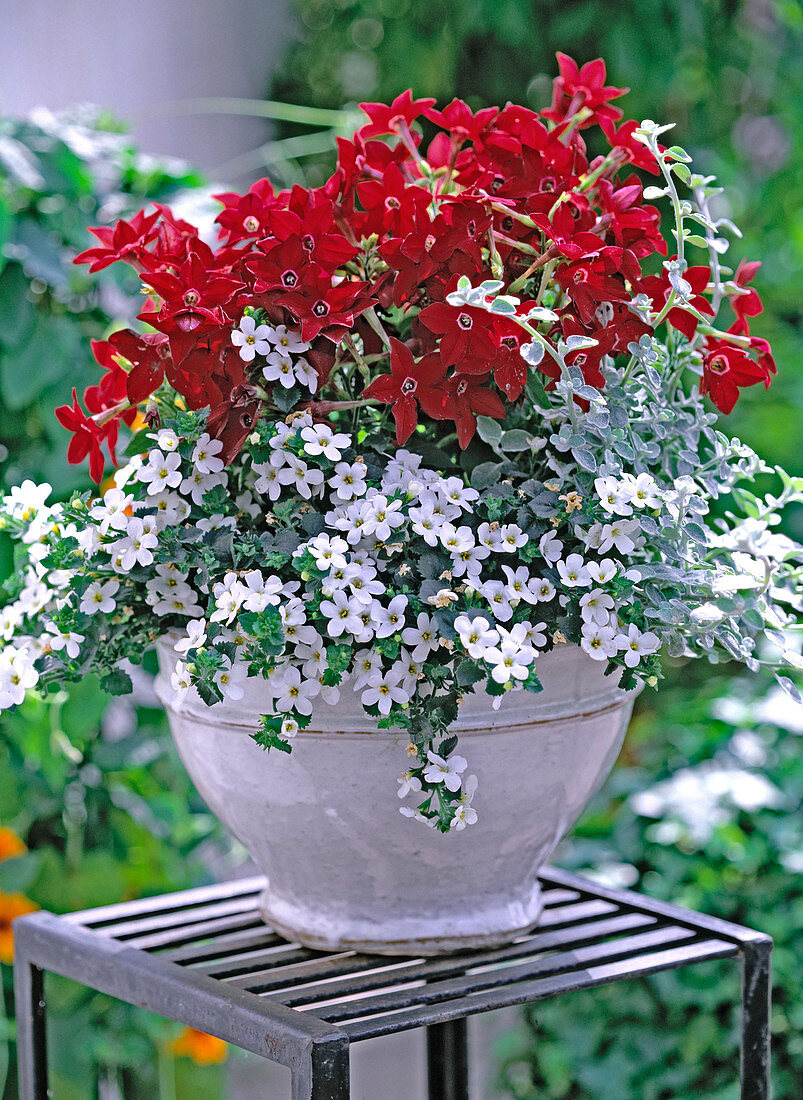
[0,1,801,1096]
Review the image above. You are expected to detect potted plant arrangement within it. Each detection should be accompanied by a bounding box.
[1,54,800,953]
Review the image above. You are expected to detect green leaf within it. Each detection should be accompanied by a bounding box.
[456,660,484,687]
[0,852,42,893]
[100,669,133,696]
[0,314,82,409]
[11,217,69,288]
[0,263,36,347]
[476,415,503,446]
[499,429,534,452]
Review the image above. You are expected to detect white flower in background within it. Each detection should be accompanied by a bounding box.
[498,523,528,551]
[210,572,247,624]
[148,428,180,452]
[373,594,408,638]
[174,619,207,655]
[171,659,192,706]
[301,424,351,462]
[532,577,557,602]
[150,492,191,526]
[281,716,301,738]
[3,480,52,523]
[214,659,247,701]
[483,631,535,684]
[191,434,224,475]
[361,667,409,715]
[586,558,618,584]
[353,648,383,689]
[450,774,478,830]
[363,495,405,542]
[615,623,661,667]
[397,770,422,798]
[423,750,467,792]
[137,450,183,495]
[597,519,640,556]
[274,666,320,715]
[557,554,592,588]
[539,530,563,563]
[252,460,283,501]
[231,315,273,361]
[455,614,499,659]
[329,461,368,501]
[267,324,310,355]
[91,487,133,535]
[595,476,634,517]
[438,476,479,511]
[0,646,39,708]
[151,582,204,618]
[580,588,616,625]
[439,523,474,555]
[80,579,119,615]
[581,622,619,661]
[401,612,439,662]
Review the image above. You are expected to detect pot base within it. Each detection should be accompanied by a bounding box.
[258,884,544,956]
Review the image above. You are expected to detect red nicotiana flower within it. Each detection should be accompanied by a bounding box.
[418,300,497,367]
[638,261,714,341]
[356,163,432,237]
[55,391,109,484]
[73,209,160,272]
[544,54,627,129]
[357,90,436,139]
[107,329,171,406]
[362,339,449,444]
[214,177,278,245]
[700,336,772,414]
[530,203,603,261]
[730,259,764,325]
[141,248,244,332]
[439,373,506,449]
[280,274,375,344]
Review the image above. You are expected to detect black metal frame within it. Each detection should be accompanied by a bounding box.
[12,866,772,1099]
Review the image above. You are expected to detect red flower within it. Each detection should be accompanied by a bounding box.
[701,339,770,414]
[599,118,660,174]
[280,275,375,343]
[55,390,107,483]
[267,187,358,270]
[639,262,714,341]
[73,209,160,272]
[544,54,627,129]
[489,318,528,400]
[362,339,449,444]
[730,260,764,325]
[424,99,499,146]
[440,374,505,449]
[356,163,431,237]
[214,178,278,245]
[530,204,602,261]
[418,301,496,368]
[108,330,171,405]
[206,350,262,464]
[357,90,436,139]
[141,250,244,332]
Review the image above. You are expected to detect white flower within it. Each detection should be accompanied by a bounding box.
[150,492,191,526]
[231,315,273,362]
[623,472,662,510]
[148,428,180,452]
[373,594,408,638]
[481,580,515,623]
[80,579,120,615]
[579,588,616,625]
[91,487,134,535]
[401,612,439,662]
[501,565,538,605]
[281,716,301,739]
[346,562,385,605]
[171,659,192,706]
[361,667,409,715]
[484,634,535,684]
[581,622,619,661]
[518,620,548,650]
[306,534,349,572]
[329,461,368,501]
[4,479,52,524]
[397,770,422,798]
[174,619,207,655]
[0,646,39,707]
[615,623,661,667]
[267,324,310,354]
[409,501,450,546]
[532,577,557,602]
[278,456,324,500]
[295,638,327,680]
[353,649,384,690]
[137,450,183,495]
[241,570,283,612]
[301,423,351,462]
[151,583,204,618]
[363,496,405,542]
[438,476,479,511]
[598,519,640,556]
[252,461,284,501]
[595,476,633,517]
[320,589,364,638]
[450,774,478,830]
[210,572,247,624]
[109,517,159,571]
[539,530,563,563]
[586,558,618,584]
[180,468,227,506]
[44,623,85,659]
[263,349,298,388]
[439,523,475,556]
[557,553,592,588]
[423,750,467,792]
[455,614,500,659]
[274,666,320,715]
[214,659,247,701]
[191,434,224,476]
[498,523,528,551]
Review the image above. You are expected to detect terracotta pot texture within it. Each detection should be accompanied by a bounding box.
[155,639,638,955]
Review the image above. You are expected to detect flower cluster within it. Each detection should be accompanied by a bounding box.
[1,54,800,832]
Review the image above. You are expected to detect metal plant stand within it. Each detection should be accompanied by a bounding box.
[13,866,771,1099]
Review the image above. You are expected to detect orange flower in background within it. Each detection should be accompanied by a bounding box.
[0,826,26,862]
[168,1027,228,1065]
[0,891,38,964]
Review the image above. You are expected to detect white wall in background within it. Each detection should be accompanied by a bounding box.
[0,0,292,180]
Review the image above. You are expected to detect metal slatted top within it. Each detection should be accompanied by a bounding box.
[65,867,750,1041]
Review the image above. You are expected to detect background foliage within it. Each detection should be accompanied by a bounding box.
[0,1,800,1096]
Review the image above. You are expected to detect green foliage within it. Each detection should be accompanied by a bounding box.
[0,111,203,494]
[496,660,803,1099]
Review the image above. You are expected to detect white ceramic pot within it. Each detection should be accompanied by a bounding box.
[155,640,638,955]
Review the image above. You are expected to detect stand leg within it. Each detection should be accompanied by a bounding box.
[740,938,772,1100]
[291,1038,350,1100]
[427,1018,468,1100]
[13,957,48,1100]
